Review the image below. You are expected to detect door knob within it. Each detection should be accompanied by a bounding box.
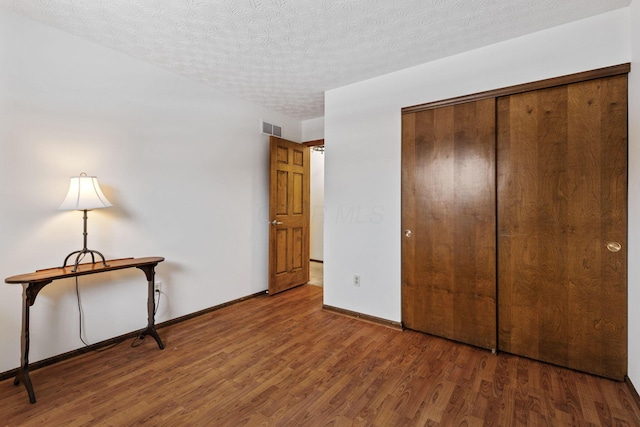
[404,230,412,237]
[270,220,283,225]
[606,242,622,252]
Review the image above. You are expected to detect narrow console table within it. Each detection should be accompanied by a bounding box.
[5,256,165,403]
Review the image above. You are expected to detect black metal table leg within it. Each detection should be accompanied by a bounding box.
[17,283,37,403]
[136,264,164,350]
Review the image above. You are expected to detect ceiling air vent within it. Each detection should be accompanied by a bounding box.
[261,120,282,137]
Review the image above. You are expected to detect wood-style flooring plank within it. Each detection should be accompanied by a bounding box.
[0,285,639,426]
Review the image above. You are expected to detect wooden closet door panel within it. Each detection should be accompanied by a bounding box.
[402,99,497,350]
[497,75,627,379]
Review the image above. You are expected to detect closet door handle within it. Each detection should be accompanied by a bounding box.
[606,242,622,252]
[404,230,412,237]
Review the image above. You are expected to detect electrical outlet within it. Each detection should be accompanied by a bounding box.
[353,275,360,287]
[154,281,162,291]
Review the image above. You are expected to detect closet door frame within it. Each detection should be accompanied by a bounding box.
[402,64,629,114]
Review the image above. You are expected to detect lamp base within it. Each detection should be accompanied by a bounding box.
[62,249,109,272]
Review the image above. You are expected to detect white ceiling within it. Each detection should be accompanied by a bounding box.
[0,0,630,119]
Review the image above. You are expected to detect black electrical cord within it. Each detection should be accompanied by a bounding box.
[74,275,91,348]
[154,288,161,315]
[75,275,124,352]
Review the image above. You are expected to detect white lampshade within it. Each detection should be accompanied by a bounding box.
[59,173,113,211]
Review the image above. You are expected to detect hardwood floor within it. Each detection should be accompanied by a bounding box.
[1,285,639,426]
[308,260,323,287]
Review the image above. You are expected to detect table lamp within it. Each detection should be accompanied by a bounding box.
[59,172,113,272]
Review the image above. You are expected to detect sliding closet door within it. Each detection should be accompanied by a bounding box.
[497,75,627,379]
[402,99,497,350]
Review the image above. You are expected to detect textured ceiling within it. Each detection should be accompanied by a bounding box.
[0,0,630,119]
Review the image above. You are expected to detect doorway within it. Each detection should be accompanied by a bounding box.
[308,140,324,287]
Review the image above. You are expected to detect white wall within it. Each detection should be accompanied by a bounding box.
[628,0,640,387]
[325,6,635,376]
[302,117,324,142]
[0,8,301,373]
[302,117,325,261]
[309,150,325,261]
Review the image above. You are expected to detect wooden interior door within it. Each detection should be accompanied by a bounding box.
[402,99,497,350]
[268,136,310,295]
[497,75,628,379]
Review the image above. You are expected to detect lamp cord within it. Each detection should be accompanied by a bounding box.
[74,275,91,348]
[74,259,162,350]
[75,276,123,352]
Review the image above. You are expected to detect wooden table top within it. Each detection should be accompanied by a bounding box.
[5,257,165,284]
